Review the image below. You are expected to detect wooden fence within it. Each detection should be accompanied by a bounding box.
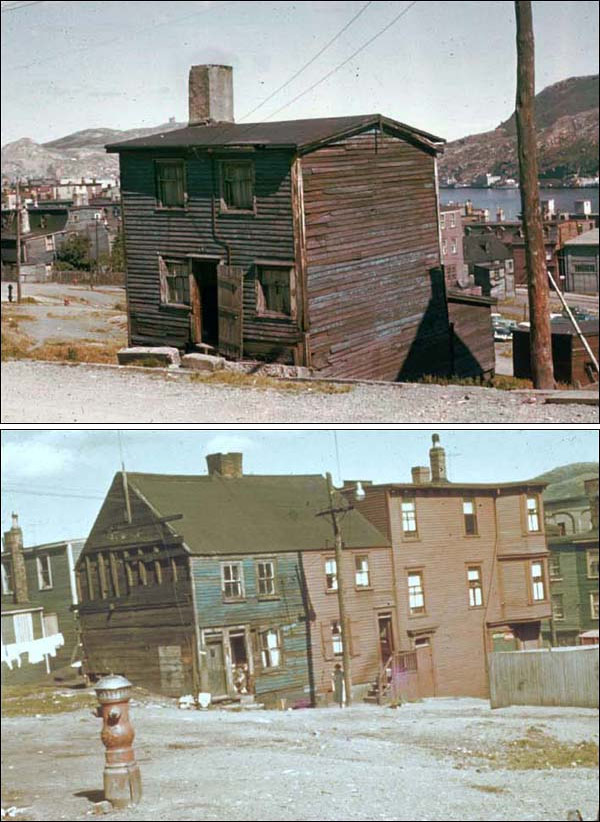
[488,646,599,709]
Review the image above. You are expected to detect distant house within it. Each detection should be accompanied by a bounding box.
[104,63,472,381]
[0,207,67,282]
[75,453,390,706]
[463,229,515,297]
[353,435,551,699]
[439,204,466,288]
[559,228,599,295]
[1,515,84,683]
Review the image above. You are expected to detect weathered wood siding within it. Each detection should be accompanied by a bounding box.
[447,297,495,377]
[191,553,310,707]
[489,646,599,708]
[356,486,551,698]
[302,546,395,701]
[300,129,449,380]
[119,149,303,359]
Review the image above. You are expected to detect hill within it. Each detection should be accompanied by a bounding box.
[439,75,599,184]
[533,462,599,503]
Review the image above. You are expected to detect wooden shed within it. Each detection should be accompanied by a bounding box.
[446,290,496,379]
[106,64,454,381]
[513,319,599,386]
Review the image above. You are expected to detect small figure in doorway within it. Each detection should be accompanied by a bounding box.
[332,663,345,708]
[7,283,13,302]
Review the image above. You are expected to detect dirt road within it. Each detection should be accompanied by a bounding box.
[2,361,598,423]
[1,698,597,821]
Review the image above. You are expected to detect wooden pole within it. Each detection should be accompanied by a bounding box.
[15,179,22,303]
[326,472,353,706]
[514,1,554,389]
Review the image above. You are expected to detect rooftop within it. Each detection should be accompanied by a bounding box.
[563,227,599,247]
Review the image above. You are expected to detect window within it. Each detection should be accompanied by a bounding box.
[221,562,244,600]
[586,550,599,579]
[551,594,564,621]
[259,629,281,668]
[467,566,483,607]
[526,496,541,532]
[325,558,338,591]
[451,238,457,255]
[155,159,186,208]
[255,264,294,317]
[440,214,446,229]
[591,591,599,620]
[257,560,277,597]
[441,239,448,256]
[531,561,546,601]
[331,620,343,655]
[574,263,596,274]
[414,636,430,648]
[45,235,54,252]
[43,612,59,636]
[162,259,190,305]
[548,553,561,579]
[1,562,13,595]
[36,555,52,590]
[449,213,456,228]
[221,160,254,211]
[505,259,514,273]
[13,612,33,643]
[408,572,425,614]
[354,555,370,588]
[401,499,417,534]
[463,499,477,535]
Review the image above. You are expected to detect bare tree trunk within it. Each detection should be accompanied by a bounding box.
[514,1,554,388]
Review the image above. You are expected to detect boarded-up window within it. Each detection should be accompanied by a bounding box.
[43,612,59,636]
[255,265,294,317]
[408,572,425,614]
[155,160,186,208]
[467,566,483,607]
[259,629,281,668]
[13,612,34,643]
[221,160,254,210]
[36,555,52,590]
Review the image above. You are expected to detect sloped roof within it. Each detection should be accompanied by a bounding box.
[563,227,599,247]
[464,233,512,263]
[106,114,445,155]
[126,472,388,556]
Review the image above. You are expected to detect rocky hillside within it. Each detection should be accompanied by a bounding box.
[1,120,185,181]
[533,462,599,503]
[439,75,599,184]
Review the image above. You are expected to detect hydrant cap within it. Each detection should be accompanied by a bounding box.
[95,674,133,703]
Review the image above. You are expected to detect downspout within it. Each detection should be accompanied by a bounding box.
[296,552,316,707]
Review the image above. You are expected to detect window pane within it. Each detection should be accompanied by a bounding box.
[256,267,291,315]
[223,162,254,209]
[402,500,417,533]
[325,559,338,590]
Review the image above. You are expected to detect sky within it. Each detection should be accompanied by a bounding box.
[1,428,598,547]
[1,1,599,146]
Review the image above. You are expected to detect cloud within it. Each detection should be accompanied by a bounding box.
[1,441,76,480]
[203,434,258,455]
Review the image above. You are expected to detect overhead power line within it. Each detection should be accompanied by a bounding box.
[263,1,419,121]
[240,0,374,122]
[1,1,44,12]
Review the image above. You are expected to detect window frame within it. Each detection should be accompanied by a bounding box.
[1,561,13,595]
[44,235,55,252]
[325,557,338,592]
[401,498,418,537]
[219,158,256,214]
[354,555,371,589]
[256,558,278,599]
[466,565,484,608]
[590,591,599,620]
[586,549,599,579]
[13,612,34,643]
[155,158,187,210]
[331,619,343,656]
[159,257,191,307]
[407,570,426,615]
[548,553,562,580]
[530,560,546,602]
[463,498,478,536]
[551,593,564,621]
[221,561,245,602]
[36,554,53,591]
[255,262,296,320]
[259,628,282,669]
[526,494,542,533]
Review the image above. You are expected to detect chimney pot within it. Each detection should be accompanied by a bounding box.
[206,452,243,478]
[429,434,448,483]
[189,64,234,125]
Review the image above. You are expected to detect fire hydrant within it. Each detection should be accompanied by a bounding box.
[94,675,142,809]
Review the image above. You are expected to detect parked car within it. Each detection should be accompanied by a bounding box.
[492,315,518,341]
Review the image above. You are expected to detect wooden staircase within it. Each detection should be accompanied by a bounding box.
[364,650,418,705]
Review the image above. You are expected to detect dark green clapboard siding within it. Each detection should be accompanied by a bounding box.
[120,148,299,353]
[191,553,310,704]
[543,539,599,644]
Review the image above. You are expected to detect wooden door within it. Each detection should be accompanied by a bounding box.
[205,637,227,696]
[189,274,202,343]
[378,614,394,662]
[217,264,244,359]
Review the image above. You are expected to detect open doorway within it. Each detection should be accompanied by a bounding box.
[191,259,219,347]
[229,629,251,695]
[378,613,394,663]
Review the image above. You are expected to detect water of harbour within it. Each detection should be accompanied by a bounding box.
[439,187,599,221]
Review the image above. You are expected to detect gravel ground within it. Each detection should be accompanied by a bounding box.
[1,699,597,821]
[2,361,598,423]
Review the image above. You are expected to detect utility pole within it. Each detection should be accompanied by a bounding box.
[15,179,22,303]
[318,473,353,706]
[514,1,554,389]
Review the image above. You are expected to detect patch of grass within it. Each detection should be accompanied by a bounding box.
[191,370,352,394]
[468,729,598,771]
[490,374,533,390]
[19,296,38,305]
[134,357,165,368]
[417,373,534,391]
[1,683,96,717]
[1,317,123,364]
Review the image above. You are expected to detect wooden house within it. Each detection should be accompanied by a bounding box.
[106,64,460,381]
[75,453,389,706]
[1,515,84,683]
[352,435,552,699]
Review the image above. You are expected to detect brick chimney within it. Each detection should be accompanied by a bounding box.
[429,434,448,483]
[4,513,29,604]
[411,466,431,484]
[206,452,243,478]
[584,478,599,530]
[189,65,234,125]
